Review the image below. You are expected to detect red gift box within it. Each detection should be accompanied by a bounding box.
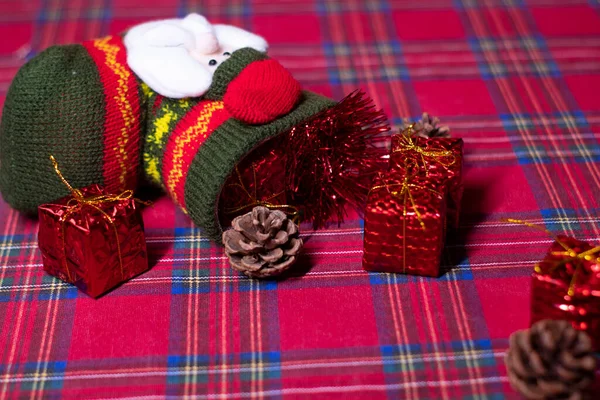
[38,184,149,298]
[390,134,463,228]
[531,235,600,350]
[362,172,447,277]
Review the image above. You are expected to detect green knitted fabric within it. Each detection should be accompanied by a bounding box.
[141,49,265,188]
[141,90,198,187]
[185,90,335,241]
[0,44,106,212]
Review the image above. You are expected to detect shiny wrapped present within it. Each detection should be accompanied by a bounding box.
[531,235,600,350]
[362,171,447,277]
[38,159,148,298]
[390,134,463,228]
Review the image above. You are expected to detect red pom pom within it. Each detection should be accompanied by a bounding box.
[224,59,301,125]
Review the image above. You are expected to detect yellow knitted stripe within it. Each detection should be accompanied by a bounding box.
[144,107,176,184]
[143,98,192,186]
[166,101,225,209]
[93,37,136,189]
[141,83,153,100]
[143,153,160,185]
[152,107,177,145]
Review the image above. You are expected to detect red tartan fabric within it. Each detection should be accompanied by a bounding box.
[1,0,600,398]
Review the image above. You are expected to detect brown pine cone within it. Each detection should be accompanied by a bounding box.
[505,320,596,400]
[402,112,450,138]
[222,206,303,278]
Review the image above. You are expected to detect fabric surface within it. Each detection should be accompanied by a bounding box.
[1,0,599,398]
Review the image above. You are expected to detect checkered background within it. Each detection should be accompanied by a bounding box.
[1,0,600,398]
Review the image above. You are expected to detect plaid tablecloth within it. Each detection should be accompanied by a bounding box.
[1,0,599,398]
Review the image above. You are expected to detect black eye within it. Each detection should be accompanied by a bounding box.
[223,52,231,56]
[208,59,217,66]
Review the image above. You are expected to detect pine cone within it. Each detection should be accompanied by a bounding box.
[402,112,450,138]
[222,206,303,278]
[505,320,596,400]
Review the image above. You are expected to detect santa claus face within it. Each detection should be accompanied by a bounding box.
[123,13,268,99]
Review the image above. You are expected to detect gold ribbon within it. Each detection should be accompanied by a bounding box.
[50,155,147,282]
[223,164,299,223]
[506,218,600,296]
[370,171,443,272]
[391,124,456,174]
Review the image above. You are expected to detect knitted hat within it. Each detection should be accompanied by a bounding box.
[0,35,337,241]
[0,36,144,212]
[141,47,335,240]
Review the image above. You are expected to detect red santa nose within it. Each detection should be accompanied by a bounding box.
[223,59,301,125]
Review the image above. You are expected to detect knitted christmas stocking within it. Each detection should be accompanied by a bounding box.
[0,16,387,242]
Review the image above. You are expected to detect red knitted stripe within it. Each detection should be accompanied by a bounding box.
[162,101,230,211]
[83,36,142,193]
[151,94,166,117]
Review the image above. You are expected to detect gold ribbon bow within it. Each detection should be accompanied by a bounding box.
[50,155,146,281]
[506,218,600,296]
[392,124,456,174]
[223,164,299,223]
[369,170,443,272]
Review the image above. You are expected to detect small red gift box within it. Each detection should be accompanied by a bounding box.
[390,134,463,228]
[531,235,600,350]
[38,184,149,298]
[362,172,447,277]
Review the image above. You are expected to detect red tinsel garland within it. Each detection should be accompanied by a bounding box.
[284,90,390,228]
